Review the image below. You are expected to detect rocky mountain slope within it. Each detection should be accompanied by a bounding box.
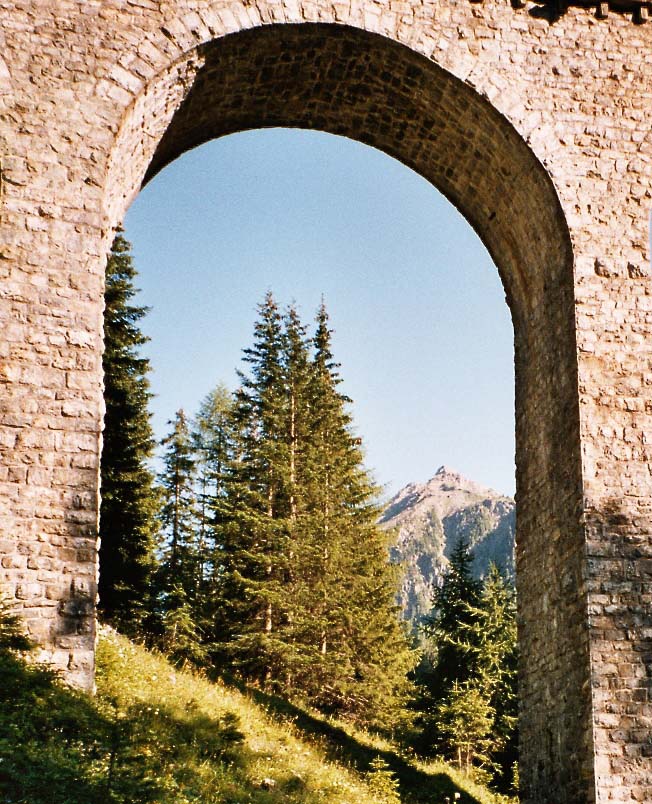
[380,466,515,630]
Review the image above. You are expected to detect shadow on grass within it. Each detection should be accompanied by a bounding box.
[238,683,486,804]
[0,649,243,804]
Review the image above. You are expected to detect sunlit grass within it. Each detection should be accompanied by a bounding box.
[98,626,389,803]
[97,628,515,804]
[0,623,516,803]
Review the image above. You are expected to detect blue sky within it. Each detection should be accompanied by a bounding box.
[124,128,515,498]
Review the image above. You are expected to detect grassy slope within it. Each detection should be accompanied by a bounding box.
[0,628,513,804]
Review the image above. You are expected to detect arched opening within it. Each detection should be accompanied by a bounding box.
[125,127,517,498]
[103,22,586,802]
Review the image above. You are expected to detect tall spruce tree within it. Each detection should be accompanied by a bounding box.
[413,538,482,755]
[217,292,295,683]
[99,230,159,635]
[192,385,234,577]
[191,383,235,642]
[275,304,316,681]
[295,302,416,730]
[446,564,519,788]
[214,295,415,730]
[418,542,518,788]
[155,409,206,663]
[423,538,483,695]
[158,410,199,593]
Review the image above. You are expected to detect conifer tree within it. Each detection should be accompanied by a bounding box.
[274,303,316,680]
[423,538,482,695]
[192,385,234,575]
[0,590,31,652]
[217,292,295,683]
[434,680,495,777]
[366,757,401,804]
[99,230,159,635]
[214,294,416,729]
[191,384,235,641]
[156,409,203,658]
[419,544,518,787]
[452,564,519,788]
[158,410,199,587]
[413,538,482,755]
[299,302,415,730]
[214,294,413,726]
[159,583,208,666]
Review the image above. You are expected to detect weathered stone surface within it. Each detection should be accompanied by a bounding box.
[0,2,651,802]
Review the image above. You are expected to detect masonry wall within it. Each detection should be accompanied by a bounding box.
[1,2,652,802]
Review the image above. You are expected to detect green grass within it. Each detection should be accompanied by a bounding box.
[0,627,516,804]
[236,684,514,804]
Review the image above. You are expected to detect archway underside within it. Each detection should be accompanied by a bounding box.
[107,23,585,804]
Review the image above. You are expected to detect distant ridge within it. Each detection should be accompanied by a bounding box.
[381,466,515,631]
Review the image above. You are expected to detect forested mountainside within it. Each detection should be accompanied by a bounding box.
[380,466,515,629]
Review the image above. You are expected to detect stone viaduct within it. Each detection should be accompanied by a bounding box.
[1,0,652,801]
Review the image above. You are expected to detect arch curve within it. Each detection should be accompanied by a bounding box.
[105,22,573,331]
[103,20,586,803]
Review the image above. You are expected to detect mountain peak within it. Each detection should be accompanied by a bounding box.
[426,466,498,500]
[381,467,516,631]
[381,466,508,525]
[432,465,471,486]
[434,464,456,477]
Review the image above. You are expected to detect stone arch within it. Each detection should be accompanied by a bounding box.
[4,0,652,798]
[102,22,587,803]
[105,23,571,328]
